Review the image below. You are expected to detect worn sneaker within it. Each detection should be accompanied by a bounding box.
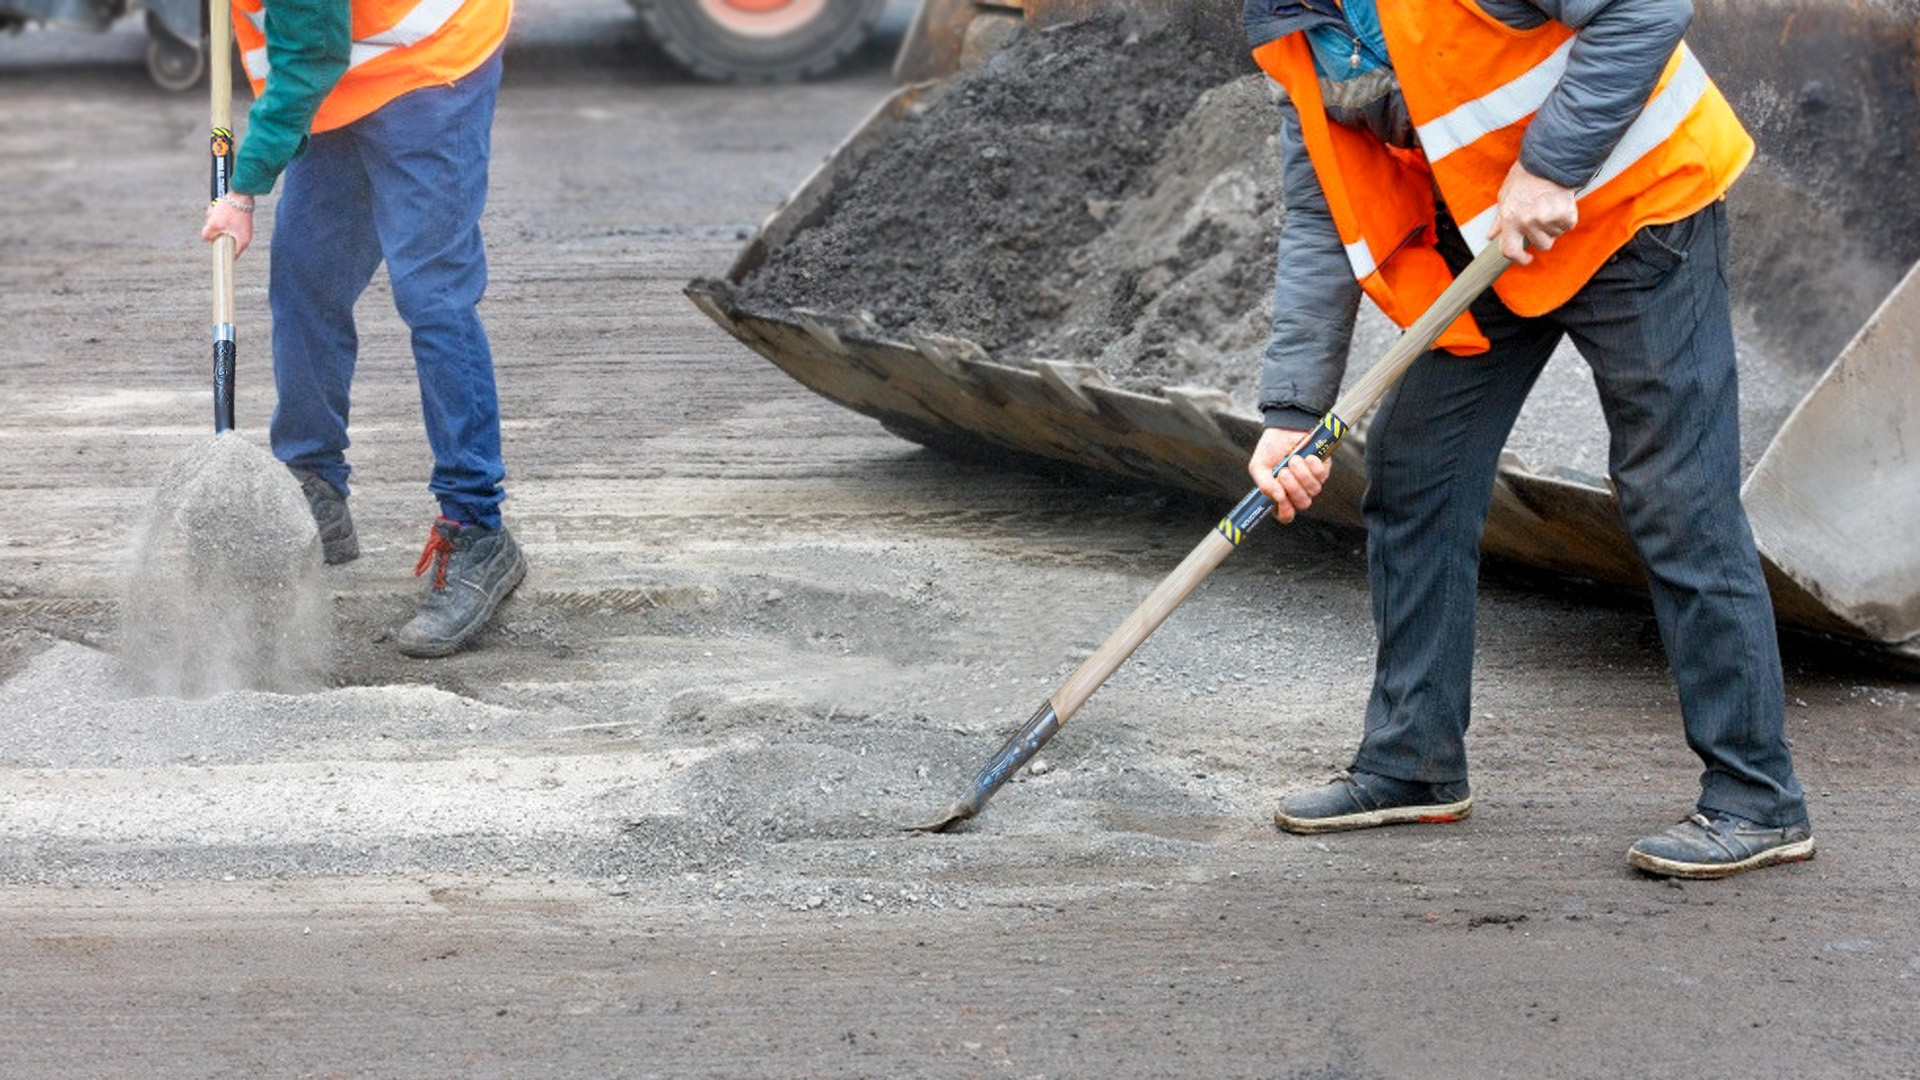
[1273,770,1472,834]
[291,468,358,565]
[395,518,526,658]
[1627,812,1815,880]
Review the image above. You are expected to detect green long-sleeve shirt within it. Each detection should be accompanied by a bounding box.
[231,0,352,196]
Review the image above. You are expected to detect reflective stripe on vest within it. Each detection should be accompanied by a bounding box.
[237,6,265,84]
[1344,237,1377,280]
[1378,0,1750,315]
[352,0,468,65]
[1255,32,1490,354]
[1256,1,1751,325]
[1414,38,1574,163]
[1427,44,1715,257]
[233,0,509,134]
[239,0,467,83]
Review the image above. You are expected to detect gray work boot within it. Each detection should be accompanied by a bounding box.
[1628,811,1815,880]
[395,518,526,659]
[1273,770,1472,834]
[291,467,358,565]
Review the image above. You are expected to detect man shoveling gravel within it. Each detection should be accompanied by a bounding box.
[200,0,526,658]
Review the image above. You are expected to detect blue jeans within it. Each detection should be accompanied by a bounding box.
[268,50,507,530]
[1353,203,1809,829]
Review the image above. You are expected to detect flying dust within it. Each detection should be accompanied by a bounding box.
[117,433,331,698]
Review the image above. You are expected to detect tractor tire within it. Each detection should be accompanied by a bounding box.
[631,0,889,83]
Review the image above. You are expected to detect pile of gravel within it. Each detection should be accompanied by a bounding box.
[733,12,1267,397]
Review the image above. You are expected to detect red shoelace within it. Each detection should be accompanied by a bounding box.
[413,519,459,589]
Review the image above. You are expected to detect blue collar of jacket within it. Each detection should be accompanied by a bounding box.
[1243,0,1346,50]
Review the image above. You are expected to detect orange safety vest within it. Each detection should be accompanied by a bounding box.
[1252,0,1753,351]
[234,0,513,135]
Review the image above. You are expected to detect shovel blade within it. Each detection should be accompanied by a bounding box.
[902,699,1062,833]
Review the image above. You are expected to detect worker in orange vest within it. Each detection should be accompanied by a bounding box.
[1242,0,1812,879]
[202,0,526,659]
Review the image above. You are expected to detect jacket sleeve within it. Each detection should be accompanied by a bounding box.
[1517,0,1693,189]
[1260,98,1363,432]
[230,0,353,196]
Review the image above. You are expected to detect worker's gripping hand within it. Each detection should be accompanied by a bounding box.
[201,193,255,258]
[1490,160,1576,265]
[1248,426,1331,525]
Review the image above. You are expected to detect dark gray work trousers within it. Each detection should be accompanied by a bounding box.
[1351,201,1809,829]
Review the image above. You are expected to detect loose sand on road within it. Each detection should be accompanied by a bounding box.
[1,6,1916,1076]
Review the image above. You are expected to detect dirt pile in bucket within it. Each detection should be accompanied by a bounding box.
[731,12,1275,401]
[117,433,331,697]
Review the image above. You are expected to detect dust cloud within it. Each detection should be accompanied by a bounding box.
[117,433,331,698]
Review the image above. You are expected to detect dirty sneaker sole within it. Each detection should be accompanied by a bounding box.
[396,546,528,659]
[1273,797,1472,835]
[1627,836,1816,880]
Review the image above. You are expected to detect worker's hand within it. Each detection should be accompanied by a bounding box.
[1489,160,1576,265]
[201,193,255,258]
[1248,426,1332,525]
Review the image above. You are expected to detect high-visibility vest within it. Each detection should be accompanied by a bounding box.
[1253,0,1753,350]
[233,0,513,135]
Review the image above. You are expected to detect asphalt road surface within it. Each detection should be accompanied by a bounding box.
[2,3,1916,1078]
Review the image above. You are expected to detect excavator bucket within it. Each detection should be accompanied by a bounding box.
[689,0,1920,669]
[1745,262,1920,650]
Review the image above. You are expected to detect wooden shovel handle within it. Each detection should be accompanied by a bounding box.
[210,0,236,432]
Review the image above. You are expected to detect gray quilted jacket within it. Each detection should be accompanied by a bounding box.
[1241,0,1693,429]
